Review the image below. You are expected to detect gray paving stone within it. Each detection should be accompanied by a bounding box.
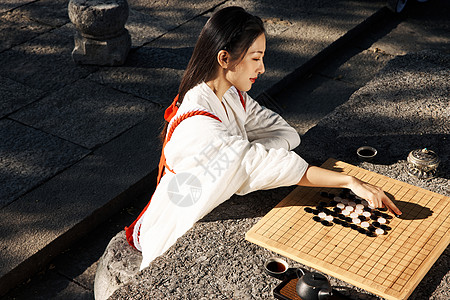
[0,75,44,118]
[0,9,52,52]
[13,0,70,28]
[0,23,96,92]
[364,0,450,56]
[318,49,394,87]
[89,49,187,106]
[3,269,93,300]
[276,74,358,135]
[0,119,89,208]
[10,79,160,149]
[126,8,172,48]
[0,114,162,296]
[0,0,33,14]
[128,0,223,26]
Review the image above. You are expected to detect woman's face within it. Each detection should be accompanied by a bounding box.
[225,33,266,92]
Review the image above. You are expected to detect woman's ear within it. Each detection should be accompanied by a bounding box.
[217,50,229,69]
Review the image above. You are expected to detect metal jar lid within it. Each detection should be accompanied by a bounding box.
[407,148,440,179]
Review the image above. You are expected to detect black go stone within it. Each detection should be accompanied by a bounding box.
[368,226,376,232]
[370,215,378,220]
[323,208,332,215]
[338,214,346,220]
[333,218,341,224]
[328,193,335,199]
[321,220,332,226]
[339,192,346,198]
[330,211,338,217]
[312,209,319,215]
[304,207,313,213]
[318,201,328,207]
[372,221,381,228]
[329,200,337,206]
[357,228,367,234]
[333,207,342,213]
[350,195,357,201]
[382,213,392,219]
[358,215,366,221]
[367,231,377,237]
[381,225,392,231]
[313,216,321,222]
[350,224,359,230]
[342,222,350,227]
[378,207,388,212]
[345,217,352,223]
[364,207,372,212]
[320,191,329,198]
[373,210,382,216]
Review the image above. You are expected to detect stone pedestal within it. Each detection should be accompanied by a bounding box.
[68,0,131,66]
[94,230,142,300]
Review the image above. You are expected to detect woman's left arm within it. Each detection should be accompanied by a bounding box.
[243,92,300,150]
[298,166,402,216]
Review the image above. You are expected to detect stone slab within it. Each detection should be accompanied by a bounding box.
[0,75,44,118]
[10,78,160,149]
[0,24,97,92]
[89,48,187,106]
[126,8,172,48]
[3,268,93,300]
[318,48,394,87]
[276,74,358,135]
[128,0,223,26]
[363,0,450,56]
[0,119,89,208]
[0,113,162,295]
[108,51,449,300]
[0,0,34,14]
[0,9,52,52]
[13,0,70,28]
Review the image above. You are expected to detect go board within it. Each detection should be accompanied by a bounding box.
[246,158,450,300]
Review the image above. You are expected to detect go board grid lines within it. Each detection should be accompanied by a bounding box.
[246,159,450,300]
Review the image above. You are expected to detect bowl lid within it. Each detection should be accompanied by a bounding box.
[407,148,440,166]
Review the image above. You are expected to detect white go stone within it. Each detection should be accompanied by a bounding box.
[325,215,333,222]
[375,228,385,235]
[355,208,364,215]
[345,206,354,212]
[334,196,342,202]
[361,222,370,228]
[356,204,364,210]
[363,211,371,218]
[318,212,327,219]
[349,201,357,207]
[352,218,361,225]
[350,212,359,219]
[337,203,345,209]
[342,210,350,216]
[378,217,387,224]
[341,199,349,205]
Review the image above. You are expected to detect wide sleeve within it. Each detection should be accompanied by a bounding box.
[164,113,308,196]
[243,92,300,151]
[138,114,308,268]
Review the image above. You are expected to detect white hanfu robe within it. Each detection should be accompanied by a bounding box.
[136,82,309,269]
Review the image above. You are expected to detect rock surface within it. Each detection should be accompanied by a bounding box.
[94,231,142,300]
[98,50,449,299]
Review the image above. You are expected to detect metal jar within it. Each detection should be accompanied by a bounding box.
[407,148,440,179]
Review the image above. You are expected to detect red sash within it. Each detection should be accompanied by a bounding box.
[125,90,245,249]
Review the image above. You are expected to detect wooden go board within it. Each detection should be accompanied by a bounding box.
[246,158,450,300]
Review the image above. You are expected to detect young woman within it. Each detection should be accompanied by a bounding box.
[126,6,402,269]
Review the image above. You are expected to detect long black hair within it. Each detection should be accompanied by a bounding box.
[160,6,265,141]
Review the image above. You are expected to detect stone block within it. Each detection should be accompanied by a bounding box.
[10,79,161,149]
[0,75,44,118]
[0,119,89,207]
[68,0,131,66]
[72,30,131,66]
[94,231,142,300]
